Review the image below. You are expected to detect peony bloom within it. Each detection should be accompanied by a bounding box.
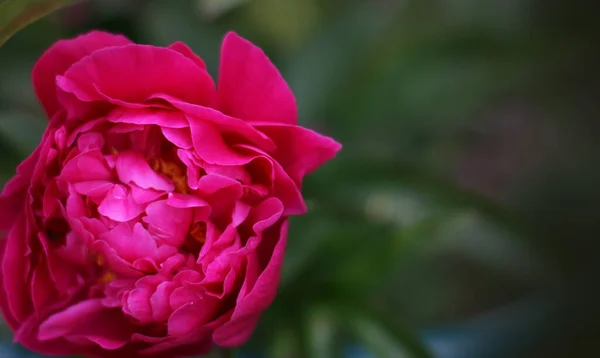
[0,31,340,357]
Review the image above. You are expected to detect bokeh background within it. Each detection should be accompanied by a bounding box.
[1,0,600,357]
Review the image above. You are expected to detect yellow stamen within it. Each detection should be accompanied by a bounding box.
[150,158,188,193]
[96,255,104,266]
[98,271,116,284]
[189,222,207,244]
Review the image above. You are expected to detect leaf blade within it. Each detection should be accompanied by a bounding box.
[0,0,79,47]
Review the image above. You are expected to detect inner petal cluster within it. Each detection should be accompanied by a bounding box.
[32,108,262,331]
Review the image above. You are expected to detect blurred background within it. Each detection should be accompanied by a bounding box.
[1,0,600,357]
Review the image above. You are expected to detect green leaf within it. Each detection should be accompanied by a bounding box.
[0,0,79,47]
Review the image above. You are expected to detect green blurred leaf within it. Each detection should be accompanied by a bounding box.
[245,0,321,50]
[339,306,433,358]
[0,0,80,47]
[304,306,341,358]
[198,0,249,20]
[284,2,401,125]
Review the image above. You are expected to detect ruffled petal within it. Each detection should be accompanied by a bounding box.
[143,200,193,247]
[98,223,157,263]
[116,151,174,192]
[38,299,132,350]
[213,220,288,346]
[97,185,144,222]
[56,44,216,118]
[33,31,132,118]
[254,123,342,186]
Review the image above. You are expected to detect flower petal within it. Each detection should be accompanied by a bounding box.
[168,295,221,336]
[98,223,157,263]
[98,184,144,222]
[116,151,174,192]
[107,107,189,128]
[254,123,342,186]
[217,32,297,124]
[143,200,192,247]
[2,215,32,323]
[213,220,288,346]
[168,41,207,70]
[38,299,132,350]
[33,31,132,118]
[56,44,216,113]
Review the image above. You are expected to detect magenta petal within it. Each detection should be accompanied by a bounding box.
[0,240,19,330]
[66,117,105,146]
[169,41,207,70]
[91,241,144,278]
[232,201,251,227]
[213,220,288,346]
[197,174,241,195]
[33,31,132,118]
[107,107,189,128]
[124,287,153,323]
[166,193,210,209]
[30,264,55,315]
[156,94,275,152]
[249,198,284,234]
[144,200,193,247]
[2,215,32,323]
[217,32,297,124]
[168,295,220,336]
[188,116,253,165]
[55,232,90,266]
[98,184,144,222]
[98,223,157,262]
[60,149,112,182]
[139,324,215,356]
[38,299,132,350]
[162,127,193,149]
[130,184,164,204]
[0,146,39,230]
[72,180,114,197]
[116,151,174,191]
[254,123,342,186]
[57,44,216,108]
[150,281,175,321]
[77,132,105,152]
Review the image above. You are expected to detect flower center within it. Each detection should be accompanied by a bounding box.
[150,158,188,194]
[182,222,207,254]
[94,255,115,284]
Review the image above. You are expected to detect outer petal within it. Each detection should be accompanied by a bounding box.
[33,31,132,118]
[56,44,216,115]
[0,146,39,230]
[253,123,342,186]
[0,239,19,330]
[38,299,132,350]
[2,214,32,323]
[213,220,288,346]
[217,32,297,124]
[169,41,207,70]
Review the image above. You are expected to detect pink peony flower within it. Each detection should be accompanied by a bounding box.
[0,31,340,357]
